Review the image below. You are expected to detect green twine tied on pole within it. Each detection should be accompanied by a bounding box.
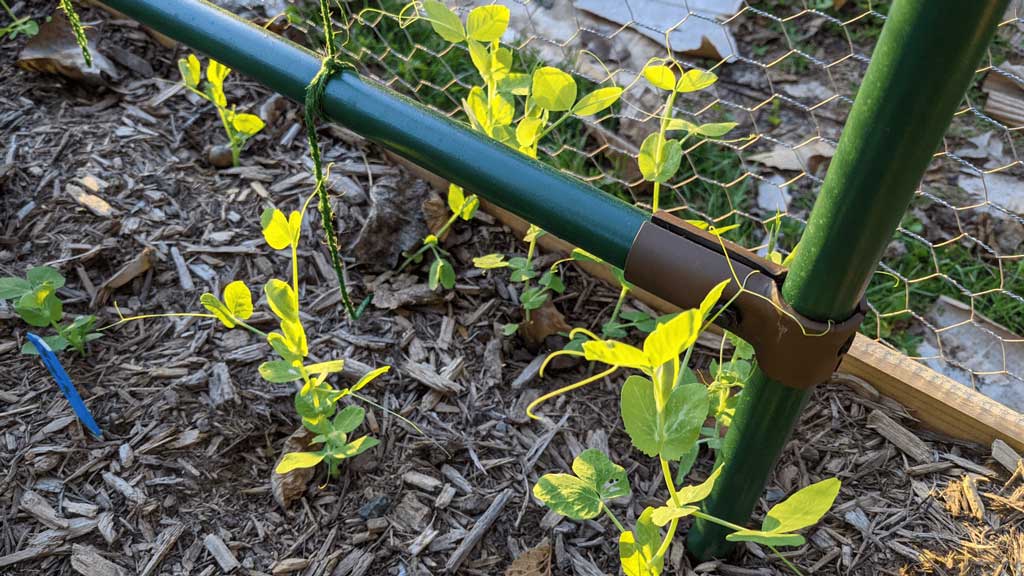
[304,0,362,319]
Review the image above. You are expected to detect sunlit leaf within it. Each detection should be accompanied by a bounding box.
[694,121,736,137]
[621,376,708,459]
[582,339,648,369]
[281,318,308,358]
[638,133,682,184]
[466,4,509,41]
[306,359,345,376]
[643,64,676,91]
[763,477,841,534]
[351,365,390,393]
[447,183,465,215]
[619,508,663,576]
[332,434,380,458]
[531,67,577,112]
[259,360,304,383]
[260,208,293,250]
[422,0,465,42]
[232,113,265,136]
[643,308,700,366]
[264,279,299,323]
[516,116,544,148]
[200,293,235,328]
[223,280,253,320]
[698,279,730,323]
[473,253,509,269]
[676,69,716,93]
[275,451,325,474]
[206,58,230,87]
[178,54,200,87]
[651,465,723,526]
[572,86,623,116]
[532,449,629,520]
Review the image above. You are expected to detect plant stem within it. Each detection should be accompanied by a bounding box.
[603,507,625,533]
[769,546,806,576]
[607,283,629,328]
[650,456,681,564]
[651,89,678,214]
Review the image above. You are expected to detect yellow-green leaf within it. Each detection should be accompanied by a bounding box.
[260,208,293,250]
[268,331,303,362]
[638,133,682,184]
[665,118,699,133]
[516,116,543,148]
[223,280,253,320]
[468,39,490,79]
[464,86,489,131]
[264,278,299,323]
[351,365,390,393]
[572,86,623,116]
[694,121,736,137]
[643,64,676,91]
[698,279,730,323]
[619,508,663,576]
[490,91,514,127]
[422,0,465,42]
[643,308,700,367]
[473,254,509,269]
[447,184,465,215]
[206,58,230,87]
[651,465,724,526]
[232,113,265,136]
[459,194,479,220]
[762,477,841,534]
[275,451,325,474]
[581,339,648,369]
[200,293,235,328]
[676,69,716,93]
[281,318,308,358]
[531,67,577,112]
[259,359,303,383]
[178,54,201,87]
[466,5,509,41]
[306,359,345,376]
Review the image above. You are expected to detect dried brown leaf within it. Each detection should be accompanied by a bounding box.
[505,538,552,576]
[271,427,316,510]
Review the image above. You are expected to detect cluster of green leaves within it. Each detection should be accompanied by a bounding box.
[531,282,841,575]
[638,60,738,213]
[1,0,38,39]
[191,199,390,478]
[474,224,567,335]
[178,55,265,167]
[0,267,101,356]
[405,1,623,313]
[399,183,479,291]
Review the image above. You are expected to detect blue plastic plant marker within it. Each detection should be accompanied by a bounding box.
[26,333,102,439]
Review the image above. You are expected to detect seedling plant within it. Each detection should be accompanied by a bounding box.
[1,0,38,39]
[106,193,390,479]
[398,1,623,326]
[178,54,266,167]
[530,281,841,575]
[0,267,101,356]
[473,224,568,335]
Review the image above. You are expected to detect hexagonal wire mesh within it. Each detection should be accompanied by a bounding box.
[329,0,1024,410]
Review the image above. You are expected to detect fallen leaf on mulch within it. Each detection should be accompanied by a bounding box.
[505,538,552,576]
[422,192,450,240]
[520,301,571,346]
[17,11,119,84]
[271,427,316,510]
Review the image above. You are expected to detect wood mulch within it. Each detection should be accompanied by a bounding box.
[1,2,1022,575]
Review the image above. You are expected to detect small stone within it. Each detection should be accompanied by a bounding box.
[358,495,390,520]
[208,145,234,168]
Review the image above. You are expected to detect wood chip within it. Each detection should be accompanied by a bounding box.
[138,523,184,576]
[102,472,146,505]
[271,557,309,575]
[401,361,463,394]
[440,464,473,494]
[403,470,443,492]
[408,527,439,556]
[71,544,127,576]
[20,489,67,529]
[169,245,194,291]
[94,247,155,307]
[67,183,115,217]
[208,362,238,407]
[982,64,1024,128]
[866,410,932,464]
[203,533,239,573]
[63,500,99,518]
[962,474,986,520]
[445,488,513,573]
[992,438,1022,474]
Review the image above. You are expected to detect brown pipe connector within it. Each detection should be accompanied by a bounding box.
[624,211,865,390]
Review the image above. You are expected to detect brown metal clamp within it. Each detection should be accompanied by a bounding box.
[623,211,866,390]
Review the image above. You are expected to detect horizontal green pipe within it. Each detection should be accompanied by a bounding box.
[101,0,647,267]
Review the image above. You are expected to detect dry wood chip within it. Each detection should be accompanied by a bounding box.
[63,500,98,518]
[71,544,127,576]
[203,533,240,573]
[445,488,513,573]
[401,361,463,394]
[992,439,1022,474]
[961,475,986,520]
[208,362,238,406]
[866,410,932,464]
[138,523,184,576]
[101,472,146,505]
[169,245,194,291]
[409,527,439,557]
[434,484,456,509]
[332,548,374,576]
[20,489,67,529]
[403,470,443,492]
[97,512,116,545]
[67,183,115,217]
[440,464,473,494]
[271,557,309,575]
[94,247,155,307]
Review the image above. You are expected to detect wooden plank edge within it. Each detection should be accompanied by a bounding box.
[384,152,1024,453]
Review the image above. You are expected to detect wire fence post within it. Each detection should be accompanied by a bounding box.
[687,0,1011,560]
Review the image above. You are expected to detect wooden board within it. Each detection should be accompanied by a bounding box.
[387,153,1024,453]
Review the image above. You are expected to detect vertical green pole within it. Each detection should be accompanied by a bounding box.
[688,0,1008,559]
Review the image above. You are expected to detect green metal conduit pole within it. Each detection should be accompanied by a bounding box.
[688,0,1009,560]
[99,0,647,266]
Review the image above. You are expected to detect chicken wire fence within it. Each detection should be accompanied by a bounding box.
[325,0,1024,410]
